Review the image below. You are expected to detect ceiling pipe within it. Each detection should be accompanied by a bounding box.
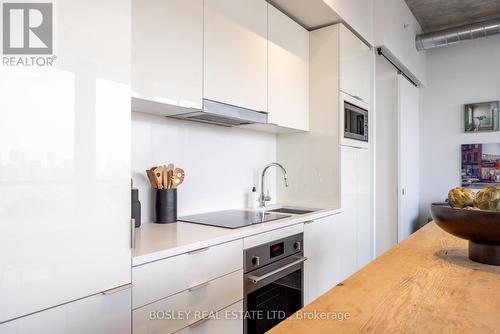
[416,17,500,51]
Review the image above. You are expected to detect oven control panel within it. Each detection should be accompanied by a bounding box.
[244,233,303,272]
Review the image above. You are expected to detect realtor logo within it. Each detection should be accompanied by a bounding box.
[2,2,53,55]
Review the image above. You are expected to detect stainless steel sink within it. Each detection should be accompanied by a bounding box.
[267,207,317,215]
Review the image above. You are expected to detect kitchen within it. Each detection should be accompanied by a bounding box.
[1,0,500,333]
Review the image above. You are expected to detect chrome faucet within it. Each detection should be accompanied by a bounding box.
[259,162,289,208]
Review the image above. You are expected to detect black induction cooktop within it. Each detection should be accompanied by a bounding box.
[179,210,291,229]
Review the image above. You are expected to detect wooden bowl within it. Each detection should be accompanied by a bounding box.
[430,203,500,265]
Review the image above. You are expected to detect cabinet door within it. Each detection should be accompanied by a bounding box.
[177,300,243,334]
[132,0,203,109]
[0,288,131,334]
[0,0,131,322]
[340,146,359,278]
[339,24,371,103]
[356,148,372,267]
[304,216,342,305]
[204,0,267,112]
[268,4,309,131]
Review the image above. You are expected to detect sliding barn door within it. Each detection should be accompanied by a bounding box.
[397,75,420,241]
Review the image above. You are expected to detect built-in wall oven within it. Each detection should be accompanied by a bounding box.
[244,233,306,334]
[341,92,369,147]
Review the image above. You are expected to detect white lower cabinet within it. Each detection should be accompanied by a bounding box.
[0,288,131,334]
[133,240,243,309]
[133,270,243,334]
[176,300,243,334]
[304,214,343,304]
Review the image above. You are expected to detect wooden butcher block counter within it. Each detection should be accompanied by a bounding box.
[269,222,500,334]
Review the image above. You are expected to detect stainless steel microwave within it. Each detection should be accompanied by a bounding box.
[343,100,368,142]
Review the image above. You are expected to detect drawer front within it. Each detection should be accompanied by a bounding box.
[176,300,243,334]
[133,239,243,308]
[133,270,243,334]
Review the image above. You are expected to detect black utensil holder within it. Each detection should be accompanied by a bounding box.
[155,189,177,224]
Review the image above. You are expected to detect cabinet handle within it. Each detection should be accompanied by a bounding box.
[188,281,210,292]
[352,95,363,101]
[304,220,314,224]
[188,247,209,255]
[102,283,133,295]
[189,317,209,328]
[131,219,135,249]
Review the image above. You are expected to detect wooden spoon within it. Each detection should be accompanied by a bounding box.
[152,167,164,189]
[171,168,185,188]
[164,163,174,189]
[146,169,158,189]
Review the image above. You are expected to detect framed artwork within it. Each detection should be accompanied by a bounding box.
[461,143,500,189]
[464,101,499,132]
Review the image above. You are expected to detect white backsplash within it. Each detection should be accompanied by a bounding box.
[132,112,277,223]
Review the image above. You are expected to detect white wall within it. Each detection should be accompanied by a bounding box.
[132,112,277,222]
[419,36,500,224]
[373,0,427,86]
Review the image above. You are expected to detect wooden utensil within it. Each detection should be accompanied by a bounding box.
[152,167,164,189]
[162,165,169,189]
[171,168,185,188]
[164,163,174,189]
[146,169,158,189]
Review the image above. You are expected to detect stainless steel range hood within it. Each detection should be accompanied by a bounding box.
[131,97,268,127]
[170,99,268,126]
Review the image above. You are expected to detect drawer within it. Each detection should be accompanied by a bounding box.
[176,300,243,334]
[133,239,243,309]
[133,270,243,334]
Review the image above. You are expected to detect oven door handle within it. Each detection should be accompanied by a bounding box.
[246,256,307,283]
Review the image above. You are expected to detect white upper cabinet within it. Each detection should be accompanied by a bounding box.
[339,24,371,103]
[132,0,203,110]
[204,0,268,112]
[268,4,309,131]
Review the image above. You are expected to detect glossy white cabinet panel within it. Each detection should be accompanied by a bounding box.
[340,146,372,276]
[0,288,131,334]
[133,270,243,334]
[304,214,343,304]
[340,146,359,278]
[268,4,309,131]
[339,24,371,103]
[0,0,131,323]
[204,0,268,112]
[133,239,243,309]
[356,147,372,267]
[132,0,203,109]
[176,300,243,334]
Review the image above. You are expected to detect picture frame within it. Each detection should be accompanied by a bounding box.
[464,101,499,133]
[461,143,500,189]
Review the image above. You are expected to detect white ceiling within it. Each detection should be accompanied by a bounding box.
[405,0,500,32]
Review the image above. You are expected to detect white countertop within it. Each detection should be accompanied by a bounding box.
[132,205,341,266]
